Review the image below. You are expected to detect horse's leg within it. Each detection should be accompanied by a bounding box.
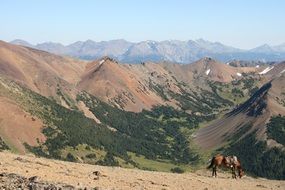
[238,167,243,178]
[214,166,217,177]
[231,166,237,179]
[235,166,238,179]
[231,167,234,178]
[212,167,215,177]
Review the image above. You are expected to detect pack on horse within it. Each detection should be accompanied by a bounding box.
[207,154,244,178]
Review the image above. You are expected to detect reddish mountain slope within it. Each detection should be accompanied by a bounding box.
[0,40,86,97]
[0,96,46,153]
[77,57,182,111]
[162,57,262,84]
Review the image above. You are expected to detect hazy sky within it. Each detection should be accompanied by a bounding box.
[1,0,284,49]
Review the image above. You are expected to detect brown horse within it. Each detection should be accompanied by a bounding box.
[207,154,244,178]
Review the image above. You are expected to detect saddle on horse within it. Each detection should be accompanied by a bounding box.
[225,155,238,167]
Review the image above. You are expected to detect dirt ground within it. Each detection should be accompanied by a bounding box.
[0,152,284,190]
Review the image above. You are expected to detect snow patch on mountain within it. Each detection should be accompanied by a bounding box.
[99,60,105,65]
[259,66,274,74]
[205,69,211,75]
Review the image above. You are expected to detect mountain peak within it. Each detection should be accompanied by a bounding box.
[258,44,272,50]
[251,44,274,53]
[101,56,118,63]
[10,39,34,47]
[197,57,216,64]
[195,38,209,44]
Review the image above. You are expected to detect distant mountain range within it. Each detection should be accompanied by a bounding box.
[10,39,285,63]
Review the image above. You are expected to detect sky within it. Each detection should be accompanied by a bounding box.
[1,0,284,49]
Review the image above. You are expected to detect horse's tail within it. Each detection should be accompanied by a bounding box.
[207,157,215,169]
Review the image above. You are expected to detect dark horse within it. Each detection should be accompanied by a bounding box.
[207,154,244,178]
